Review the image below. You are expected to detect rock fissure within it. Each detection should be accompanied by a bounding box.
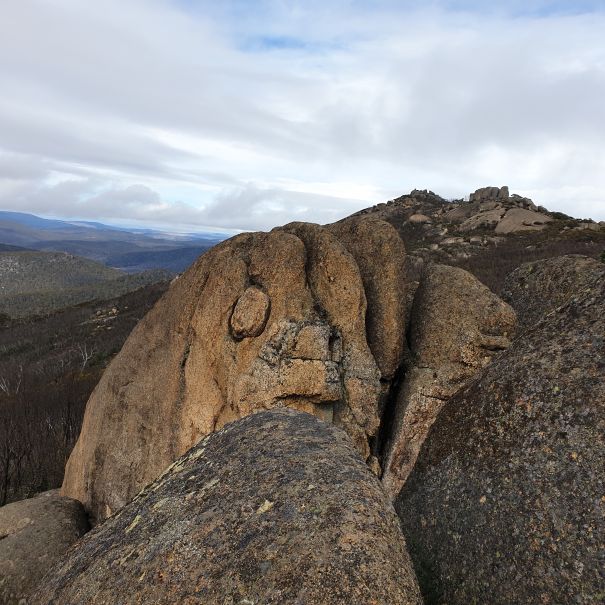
[375,361,407,468]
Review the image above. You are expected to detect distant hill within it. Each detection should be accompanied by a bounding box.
[105,245,211,273]
[0,243,30,252]
[0,250,170,318]
[0,251,123,294]
[0,211,226,271]
[349,186,605,293]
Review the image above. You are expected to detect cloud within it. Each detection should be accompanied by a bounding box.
[0,0,604,229]
[1,172,361,232]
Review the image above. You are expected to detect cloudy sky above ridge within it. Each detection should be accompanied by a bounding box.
[1,0,605,232]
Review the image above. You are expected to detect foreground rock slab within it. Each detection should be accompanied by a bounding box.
[396,256,605,604]
[502,254,605,331]
[35,409,422,605]
[0,490,89,605]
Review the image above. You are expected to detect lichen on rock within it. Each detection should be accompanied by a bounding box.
[35,410,423,605]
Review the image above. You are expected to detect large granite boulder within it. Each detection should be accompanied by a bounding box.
[502,254,605,331]
[469,185,509,202]
[327,216,407,383]
[382,264,516,495]
[34,410,422,605]
[0,490,89,605]
[396,256,605,604]
[63,220,397,522]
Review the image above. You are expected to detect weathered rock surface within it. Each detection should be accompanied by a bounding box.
[408,213,432,224]
[35,410,422,605]
[0,490,88,605]
[459,207,506,231]
[494,207,552,233]
[469,185,509,202]
[382,264,516,495]
[502,254,605,331]
[63,220,394,522]
[327,216,407,381]
[396,256,605,604]
[229,286,271,338]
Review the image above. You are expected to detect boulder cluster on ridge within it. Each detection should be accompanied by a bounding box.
[1,186,603,604]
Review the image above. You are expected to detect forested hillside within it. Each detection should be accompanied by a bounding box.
[0,250,170,317]
[0,282,169,505]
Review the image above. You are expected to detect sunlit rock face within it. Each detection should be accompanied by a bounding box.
[61,203,519,525]
[62,217,409,523]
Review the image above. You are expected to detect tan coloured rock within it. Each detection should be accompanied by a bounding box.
[408,213,432,224]
[575,222,602,232]
[382,264,516,496]
[459,207,506,231]
[442,205,476,223]
[327,216,407,381]
[469,185,509,202]
[35,410,423,605]
[494,207,552,234]
[0,490,89,605]
[230,286,270,338]
[63,223,383,522]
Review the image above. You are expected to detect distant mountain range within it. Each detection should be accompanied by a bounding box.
[0,211,228,273]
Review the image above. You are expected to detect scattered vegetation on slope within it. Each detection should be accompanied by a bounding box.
[0,282,169,505]
[0,250,170,317]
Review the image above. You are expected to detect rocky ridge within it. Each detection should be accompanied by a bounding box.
[2,186,604,604]
[353,186,605,293]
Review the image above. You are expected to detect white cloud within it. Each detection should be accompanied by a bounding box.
[0,0,604,230]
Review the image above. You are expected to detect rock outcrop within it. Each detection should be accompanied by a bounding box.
[34,410,422,605]
[326,216,408,384]
[62,218,408,522]
[494,207,552,234]
[381,264,516,495]
[457,191,552,234]
[469,185,510,202]
[345,185,605,298]
[396,255,605,604]
[0,490,89,605]
[502,254,605,331]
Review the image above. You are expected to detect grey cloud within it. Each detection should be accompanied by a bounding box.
[0,0,604,227]
[0,176,365,232]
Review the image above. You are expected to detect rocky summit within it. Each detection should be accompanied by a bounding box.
[32,409,422,605]
[4,186,604,604]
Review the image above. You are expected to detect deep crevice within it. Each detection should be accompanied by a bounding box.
[374,360,407,467]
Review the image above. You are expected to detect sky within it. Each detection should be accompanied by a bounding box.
[1,0,604,232]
